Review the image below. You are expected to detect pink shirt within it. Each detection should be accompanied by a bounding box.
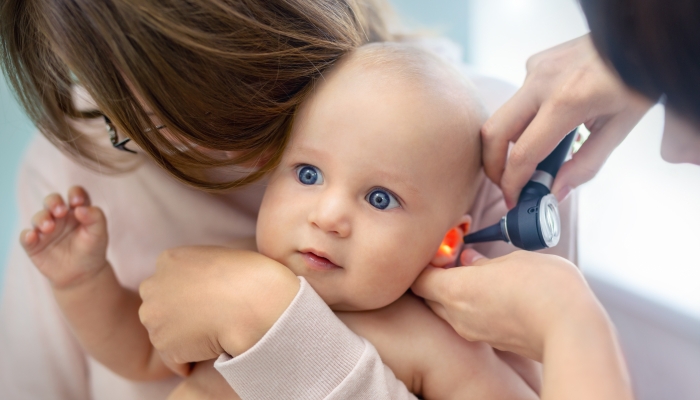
[0,55,577,399]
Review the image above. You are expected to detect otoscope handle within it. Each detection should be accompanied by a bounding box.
[535,128,578,179]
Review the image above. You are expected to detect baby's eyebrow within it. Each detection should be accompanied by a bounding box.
[290,144,327,159]
[291,144,421,195]
[371,169,421,196]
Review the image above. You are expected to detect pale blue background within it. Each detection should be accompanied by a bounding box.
[0,74,36,290]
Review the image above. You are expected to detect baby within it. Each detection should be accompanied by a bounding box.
[21,43,538,399]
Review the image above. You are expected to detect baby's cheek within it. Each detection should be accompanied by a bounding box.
[256,205,285,259]
[363,256,424,307]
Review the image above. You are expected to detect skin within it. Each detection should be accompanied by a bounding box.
[661,108,700,165]
[20,186,189,380]
[20,44,538,399]
[141,32,700,400]
[412,249,634,400]
[413,31,700,400]
[256,44,482,311]
[255,44,539,398]
[137,36,671,399]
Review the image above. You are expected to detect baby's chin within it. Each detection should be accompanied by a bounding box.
[317,285,408,312]
[276,253,413,311]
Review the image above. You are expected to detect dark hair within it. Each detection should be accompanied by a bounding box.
[0,0,394,190]
[580,0,700,124]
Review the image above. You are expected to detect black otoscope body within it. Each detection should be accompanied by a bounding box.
[463,128,578,251]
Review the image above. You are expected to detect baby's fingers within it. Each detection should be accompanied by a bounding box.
[19,229,39,249]
[31,209,56,235]
[74,206,108,237]
[43,193,68,218]
[67,186,91,208]
[164,357,192,378]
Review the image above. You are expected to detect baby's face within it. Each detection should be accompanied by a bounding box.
[256,46,482,311]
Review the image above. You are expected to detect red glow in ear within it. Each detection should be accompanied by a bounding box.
[438,228,461,256]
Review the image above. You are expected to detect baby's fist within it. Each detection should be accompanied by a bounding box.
[20,186,109,289]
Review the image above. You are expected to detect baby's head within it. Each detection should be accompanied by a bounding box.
[257,42,486,311]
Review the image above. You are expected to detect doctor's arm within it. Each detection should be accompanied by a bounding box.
[412,249,633,400]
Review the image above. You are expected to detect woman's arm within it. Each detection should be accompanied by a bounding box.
[412,249,633,400]
[138,247,417,399]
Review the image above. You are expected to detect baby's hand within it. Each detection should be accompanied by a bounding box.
[20,186,109,289]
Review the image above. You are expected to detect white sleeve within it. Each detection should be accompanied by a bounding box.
[0,136,91,400]
[215,278,416,400]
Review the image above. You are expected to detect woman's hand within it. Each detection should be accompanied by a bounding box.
[139,247,299,366]
[482,34,652,208]
[168,359,240,400]
[412,249,633,400]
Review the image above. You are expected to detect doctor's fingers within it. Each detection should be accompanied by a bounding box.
[481,37,594,203]
[496,101,583,207]
[550,98,652,201]
[481,85,540,190]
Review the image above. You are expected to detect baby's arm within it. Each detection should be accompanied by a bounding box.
[20,186,184,381]
[337,293,538,400]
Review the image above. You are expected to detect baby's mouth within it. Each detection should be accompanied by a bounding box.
[300,250,341,271]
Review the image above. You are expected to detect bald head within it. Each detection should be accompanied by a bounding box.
[343,42,484,109]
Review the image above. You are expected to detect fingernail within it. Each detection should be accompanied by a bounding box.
[555,186,573,203]
[460,248,484,266]
[54,204,66,215]
[41,220,52,230]
[70,196,83,206]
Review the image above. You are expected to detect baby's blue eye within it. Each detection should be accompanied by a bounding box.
[366,189,400,210]
[297,165,324,185]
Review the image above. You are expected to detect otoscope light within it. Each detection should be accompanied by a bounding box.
[539,194,561,248]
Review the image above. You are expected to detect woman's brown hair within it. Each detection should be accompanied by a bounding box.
[0,0,394,190]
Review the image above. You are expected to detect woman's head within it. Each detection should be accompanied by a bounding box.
[580,0,700,161]
[1,0,394,190]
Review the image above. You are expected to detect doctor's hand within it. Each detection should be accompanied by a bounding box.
[412,249,633,400]
[139,247,299,367]
[412,249,599,361]
[482,34,652,208]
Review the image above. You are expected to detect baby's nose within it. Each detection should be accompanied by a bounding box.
[308,190,351,238]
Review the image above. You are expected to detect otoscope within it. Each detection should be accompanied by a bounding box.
[463,128,578,251]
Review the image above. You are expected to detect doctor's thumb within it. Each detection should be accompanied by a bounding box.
[460,248,488,266]
[411,265,453,301]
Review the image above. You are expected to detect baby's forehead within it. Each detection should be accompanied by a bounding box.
[324,43,485,127]
[294,43,484,205]
[338,43,468,96]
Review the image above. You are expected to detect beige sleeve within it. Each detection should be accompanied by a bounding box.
[214,278,417,400]
[0,136,91,400]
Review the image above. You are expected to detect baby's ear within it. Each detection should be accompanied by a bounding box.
[431,215,472,268]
